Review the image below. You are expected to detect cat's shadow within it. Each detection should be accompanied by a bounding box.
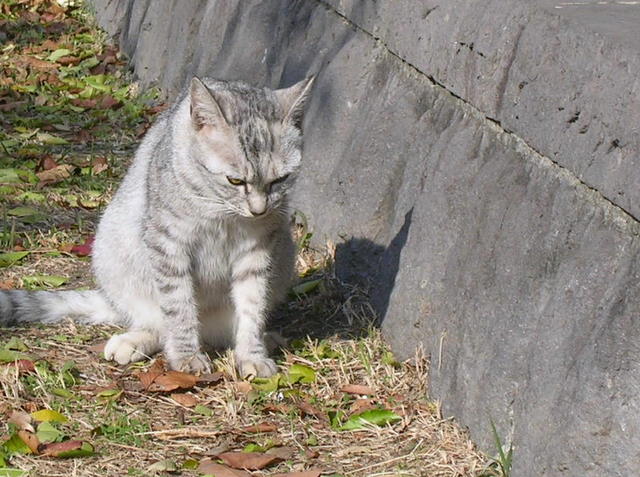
[271,208,413,344]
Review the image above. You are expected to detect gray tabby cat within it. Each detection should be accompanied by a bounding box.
[0,76,314,377]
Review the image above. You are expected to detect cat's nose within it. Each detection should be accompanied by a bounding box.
[248,195,267,216]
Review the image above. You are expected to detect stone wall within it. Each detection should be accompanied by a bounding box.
[90,1,640,475]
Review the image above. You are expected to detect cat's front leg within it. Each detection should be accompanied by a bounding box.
[146,226,212,374]
[231,246,277,378]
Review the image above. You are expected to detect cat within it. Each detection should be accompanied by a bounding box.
[0,75,314,377]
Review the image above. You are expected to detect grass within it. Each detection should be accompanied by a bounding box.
[1,1,496,476]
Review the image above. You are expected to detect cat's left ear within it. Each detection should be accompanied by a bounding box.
[190,77,228,131]
[275,76,315,130]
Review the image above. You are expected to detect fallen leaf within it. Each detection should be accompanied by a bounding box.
[170,393,198,407]
[287,363,316,384]
[218,451,282,470]
[70,236,94,256]
[261,403,292,414]
[197,461,250,477]
[36,421,61,444]
[91,156,108,174]
[10,359,36,374]
[291,278,322,296]
[305,449,320,459]
[31,409,68,423]
[99,95,121,109]
[0,349,31,362]
[146,459,178,472]
[47,48,72,62]
[140,370,198,392]
[266,446,296,460]
[0,251,30,268]
[340,384,375,395]
[196,371,224,385]
[340,409,402,431]
[18,430,40,454]
[271,470,323,477]
[0,278,16,289]
[36,132,69,145]
[17,55,57,71]
[349,398,376,415]
[0,100,27,111]
[71,98,97,109]
[37,156,59,171]
[36,164,74,186]
[22,275,68,289]
[240,422,277,433]
[56,56,80,66]
[8,411,35,433]
[40,440,95,458]
[296,401,325,420]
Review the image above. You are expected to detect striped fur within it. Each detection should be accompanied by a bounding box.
[1,77,314,377]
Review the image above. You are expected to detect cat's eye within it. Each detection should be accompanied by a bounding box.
[227,176,246,186]
[270,174,290,186]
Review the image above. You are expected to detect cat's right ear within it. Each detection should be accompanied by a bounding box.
[190,77,228,131]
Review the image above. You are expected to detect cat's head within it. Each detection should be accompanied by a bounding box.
[185,77,314,219]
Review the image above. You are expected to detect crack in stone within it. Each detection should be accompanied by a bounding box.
[315,0,640,229]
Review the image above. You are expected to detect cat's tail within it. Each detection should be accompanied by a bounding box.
[0,289,119,327]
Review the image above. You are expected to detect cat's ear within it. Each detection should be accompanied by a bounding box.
[275,76,315,130]
[190,77,228,130]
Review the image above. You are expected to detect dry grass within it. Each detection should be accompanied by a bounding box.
[0,240,493,477]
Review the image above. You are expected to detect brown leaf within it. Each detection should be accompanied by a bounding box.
[170,393,198,407]
[305,449,319,459]
[70,236,94,257]
[75,129,92,143]
[70,98,97,109]
[11,359,36,374]
[0,100,27,111]
[197,460,251,477]
[349,398,376,415]
[8,411,34,433]
[0,279,16,289]
[218,451,282,470]
[36,164,74,186]
[40,440,86,457]
[196,371,224,385]
[266,446,296,460]
[91,156,108,175]
[37,156,58,172]
[18,430,40,454]
[99,95,121,109]
[56,56,80,66]
[272,470,323,477]
[296,401,325,420]
[138,368,163,390]
[17,55,57,71]
[262,403,292,414]
[340,384,375,395]
[140,370,198,392]
[240,422,277,433]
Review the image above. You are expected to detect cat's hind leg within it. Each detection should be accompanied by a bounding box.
[104,329,162,365]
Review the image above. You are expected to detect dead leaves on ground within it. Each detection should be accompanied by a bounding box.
[3,410,95,459]
[136,359,223,392]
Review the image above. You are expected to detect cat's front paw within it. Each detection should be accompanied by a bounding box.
[169,352,212,374]
[237,356,278,378]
